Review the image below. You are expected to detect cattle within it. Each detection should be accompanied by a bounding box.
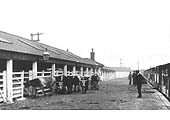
[72,76,81,92]
[25,77,56,97]
[80,76,90,93]
[55,75,83,94]
[90,74,100,90]
[55,76,64,94]
[55,75,73,94]
[63,75,73,94]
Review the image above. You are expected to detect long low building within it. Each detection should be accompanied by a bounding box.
[102,66,116,81]
[0,31,115,102]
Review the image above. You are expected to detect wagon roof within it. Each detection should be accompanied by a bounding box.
[0,31,103,66]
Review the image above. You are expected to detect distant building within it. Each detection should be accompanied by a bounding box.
[102,66,116,81]
[88,49,115,81]
[102,67,131,79]
[112,67,131,78]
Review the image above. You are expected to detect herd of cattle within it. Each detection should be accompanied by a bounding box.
[24,74,101,97]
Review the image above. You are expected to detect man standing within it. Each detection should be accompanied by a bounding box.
[136,70,144,98]
[128,72,132,85]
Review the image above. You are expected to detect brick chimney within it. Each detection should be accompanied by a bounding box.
[90,48,95,61]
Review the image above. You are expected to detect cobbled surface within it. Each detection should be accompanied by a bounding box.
[0,78,169,110]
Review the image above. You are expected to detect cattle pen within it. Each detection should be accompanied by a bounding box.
[0,31,115,103]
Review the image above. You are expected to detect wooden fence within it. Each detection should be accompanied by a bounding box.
[37,70,51,77]
[12,71,24,100]
[0,69,95,103]
[55,70,63,76]
[0,71,6,102]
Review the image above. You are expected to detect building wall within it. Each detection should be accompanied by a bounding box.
[102,71,116,81]
[115,72,129,78]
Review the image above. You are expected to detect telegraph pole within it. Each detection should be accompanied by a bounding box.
[30,32,43,41]
[120,59,122,72]
[138,60,139,70]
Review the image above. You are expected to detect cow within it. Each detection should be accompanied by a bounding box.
[80,76,90,93]
[72,76,81,92]
[90,74,100,90]
[55,75,73,94]
[55,76,64,94]
[63,75,73,94]
[25,77,56,97]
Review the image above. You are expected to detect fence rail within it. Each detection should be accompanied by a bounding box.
[37,71,51,77]
[0,71,6,102]
[55,70,63,76]
[1,69,95,102]
[12,71,24,100]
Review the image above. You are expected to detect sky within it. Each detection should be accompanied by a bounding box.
[1,0,170,70]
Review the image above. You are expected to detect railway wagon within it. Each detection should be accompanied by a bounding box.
[144,63,170,100]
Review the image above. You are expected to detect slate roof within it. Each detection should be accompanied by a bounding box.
[0,31,103,66]
[83,58,104,67]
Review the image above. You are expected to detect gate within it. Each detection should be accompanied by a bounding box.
[12,71,24,100]
[0,71,6,102]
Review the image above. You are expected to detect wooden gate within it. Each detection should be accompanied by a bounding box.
[0,71,7,102]
[12,71,24,100]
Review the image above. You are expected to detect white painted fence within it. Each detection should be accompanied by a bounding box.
[67,71,73,76]
[0,71,24,102]
[75,71,80,76]
[37,70,51,77]
[12,71,24,100]
[83,71,91,77]
[55,70,63,76]
[0,71,6,102]
[0,69,96,102]
[24,72,29,82]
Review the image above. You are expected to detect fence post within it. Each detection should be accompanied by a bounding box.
[80,67,83,76]
[90,68,93,76]
[6,59,13,103]
[42,70,45,77]
[29,70,33,80]
[3,71,7,102]
[94,68,97,74]
[0,71,7,102]
[73,66,76,76]
[86,67,89,76]
[21,71,24,99]
[51,64,56,77]
[64,65,67,76]
[32,61,37,79]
